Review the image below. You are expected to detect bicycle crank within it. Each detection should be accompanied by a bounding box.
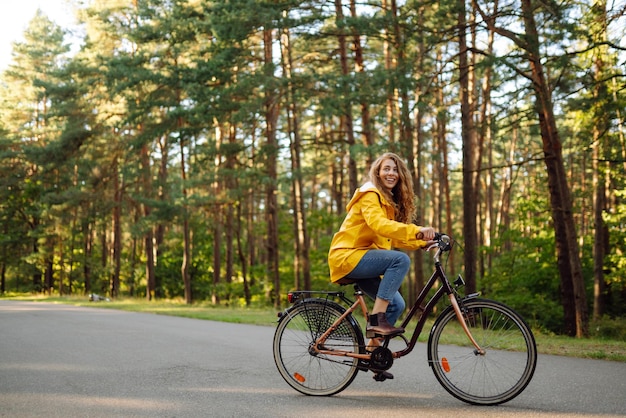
[370,347,393,371]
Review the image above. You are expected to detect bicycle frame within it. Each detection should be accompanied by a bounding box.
[276,234,536,404]
[309,242,484,362]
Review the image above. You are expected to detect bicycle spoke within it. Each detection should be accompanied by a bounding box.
[428,299,537,405]
[273,300,362,396]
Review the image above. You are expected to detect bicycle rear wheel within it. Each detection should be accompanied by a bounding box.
[428,298,537,405]
[273,299,363,396]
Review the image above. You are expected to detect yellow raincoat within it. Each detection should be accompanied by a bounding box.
[328,182,428,283]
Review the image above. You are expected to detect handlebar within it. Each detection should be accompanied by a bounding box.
[435,233,452,251]
[427,233,453,263]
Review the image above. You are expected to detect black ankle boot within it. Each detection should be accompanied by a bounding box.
[366,312,404,337]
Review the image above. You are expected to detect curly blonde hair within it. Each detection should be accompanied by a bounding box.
[369,152,416,224]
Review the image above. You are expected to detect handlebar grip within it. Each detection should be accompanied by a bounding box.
[434,232,442,241]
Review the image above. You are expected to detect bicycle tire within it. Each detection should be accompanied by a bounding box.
[273,298,364,396]
[427,298,537,405]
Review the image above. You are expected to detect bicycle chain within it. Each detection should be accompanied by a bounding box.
[310,343,394,372]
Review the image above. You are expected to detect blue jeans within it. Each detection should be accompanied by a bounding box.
[341,250,409,325]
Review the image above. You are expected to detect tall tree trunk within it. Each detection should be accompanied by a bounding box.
[44,251,54,296]
[475,0,590,337]
[212,206,222,305]
[0,262,5,294]
[478,0,496,273]
[224,123,236,300]
[32,219,42,292]
[83,218,93,295]
[612,75,626,175]
[592,127,606,320]
[140,140,156,301]
[212,124,224,305]
[459,0,478,294]
[129,212,138,297]
[438,91,454,277]
[58,236,64,296]
[0,223,5,293]
[411,101,425,300]
[281,24,311,291]
[386,0,424,303]
[111,156,121,298]
[520,0,588,336]
[468,0,484,283]
[331,155,345,216]
[246,181,256,288]
[236,201,251,306]
[180,125,192,305]
[382,0,397,145]
[155,133,169,298]
[497,120,518,252]
[335,0,358,193]
[350,0,373,165]
[263,27,281,309]
[591,0,609,320]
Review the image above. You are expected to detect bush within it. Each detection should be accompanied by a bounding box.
[481,229,564,333]
[589,316,626,340]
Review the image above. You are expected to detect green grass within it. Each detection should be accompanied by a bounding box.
[3,294,279,326]
[3,294,626,362]
[531,330,626,362]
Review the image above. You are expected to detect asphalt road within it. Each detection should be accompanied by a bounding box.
[1,300,625,418]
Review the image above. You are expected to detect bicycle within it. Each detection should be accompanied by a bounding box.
[272,234,537,406]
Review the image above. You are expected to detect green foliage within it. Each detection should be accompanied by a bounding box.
[482,228,564,333]
[589,316,626,341]
[604,190,626,285]
[0,0,624,340]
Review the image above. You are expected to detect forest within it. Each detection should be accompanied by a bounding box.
[0,0,624,338]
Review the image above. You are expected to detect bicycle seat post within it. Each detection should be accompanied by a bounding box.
[349,284,371,323]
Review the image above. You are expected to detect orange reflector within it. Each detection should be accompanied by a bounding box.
[442,357,451,373]
[294,372,306,383]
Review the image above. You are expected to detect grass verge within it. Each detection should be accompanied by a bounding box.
[3,294,626,362]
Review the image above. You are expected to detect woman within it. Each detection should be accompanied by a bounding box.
[328,153,435,344]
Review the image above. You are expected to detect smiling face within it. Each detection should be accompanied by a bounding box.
[378,158,399,190]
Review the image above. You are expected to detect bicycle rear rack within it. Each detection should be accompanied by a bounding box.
[287,290,345,304]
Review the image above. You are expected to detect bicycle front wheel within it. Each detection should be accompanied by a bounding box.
[273,299,363,396]
[428,298,537,405]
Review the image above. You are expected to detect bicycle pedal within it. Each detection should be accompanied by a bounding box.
[373,371,394,381]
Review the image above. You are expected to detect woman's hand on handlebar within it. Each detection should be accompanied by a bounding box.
[421,240,438,250]
[416,227,436,241]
